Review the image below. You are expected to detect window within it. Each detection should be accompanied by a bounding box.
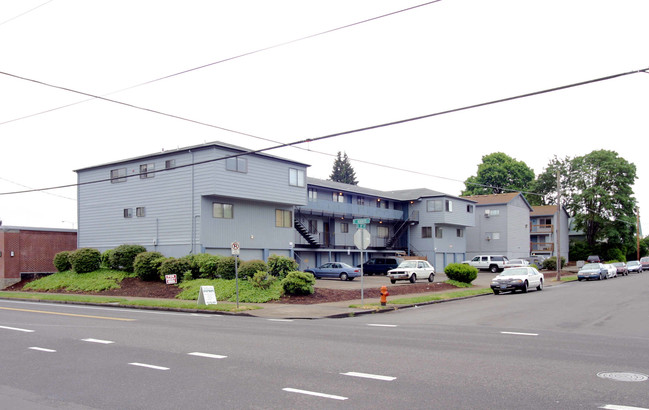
[226,157,247,173]
[275,209,292,228]
[357,197,365,206]
[377,226,389,238]
[213,203,233,219]
[289,168,305,187]
[435,227,443,238]
[422,226,432,238]
[308,188,317,201]
[165,159,175,169]
[136,207,146,217]
[308,220,318,234]
[123,208,133,218]
[427,199,443,212]
[457,228,464,238]
[467,204,474,213]
[445,200,452,212]
[486,209,500,216]
[111,168,127,183]
[340,223,349,233]
[332,192,344,202]
[381,200,388,209]
[140,163,154,179]
[376,199,382,208]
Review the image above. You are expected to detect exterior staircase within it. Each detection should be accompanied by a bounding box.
[294,218,320,247]
[386,210,419,248]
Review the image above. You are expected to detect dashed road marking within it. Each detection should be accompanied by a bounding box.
[29,347,56,352]
[500,331,538,336]
[0,325,35,333]
[82,338,115,344]
[128,363,169,371]
[283,388,347,401]
[0,306,136,321]
[268,319,294,322]
[600,405,649,410]
[367,324,397,328]
[188,352,227,359]
[341,371,396,381]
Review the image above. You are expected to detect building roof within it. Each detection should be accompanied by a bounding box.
[531,205,559,216]
[0,225,77,233]
[461,192,533,211]
[306,177,471,202]
[74,141,309,172]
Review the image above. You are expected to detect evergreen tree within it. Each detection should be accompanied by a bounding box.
[329,151,358,185]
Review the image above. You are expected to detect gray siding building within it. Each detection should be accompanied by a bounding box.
[75,142,308,259]
[530,205,570,262]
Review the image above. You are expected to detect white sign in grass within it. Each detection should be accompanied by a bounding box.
[197,286,217,305]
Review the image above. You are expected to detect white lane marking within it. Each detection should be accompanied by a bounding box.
[500,331,538,336]
[268,319,294,322]
[82,338,114,344]
[600,405,649,410]
[188,352,227,359]
[341,372,396,381]
[29,347,56,352]
[0,325,35,333]
[283,388,347,401]
[367,324,397,328]
[128,362,169,371]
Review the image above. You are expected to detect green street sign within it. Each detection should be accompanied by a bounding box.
[353,218,370,225]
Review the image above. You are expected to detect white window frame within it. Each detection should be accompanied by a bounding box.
[213,202,233,219]
[289,168,305,187]
[275,209,292,228]
[226,157,247,173]
[111,168,127,183]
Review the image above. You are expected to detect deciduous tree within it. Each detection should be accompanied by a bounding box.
[462,152,535,197]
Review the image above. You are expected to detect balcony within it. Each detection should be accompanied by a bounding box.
[297,201,403,222]
[531,242,554,252]
[530,224,553,233]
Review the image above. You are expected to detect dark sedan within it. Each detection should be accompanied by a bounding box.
[304,262,360,281]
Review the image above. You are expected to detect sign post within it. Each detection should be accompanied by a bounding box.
[353,219,371,307]
[231,241,240,308]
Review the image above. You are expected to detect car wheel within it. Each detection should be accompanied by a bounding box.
[578,278,583,281]
[521,281,528,293]
[536,279,543,291]
[390,279,396,284]
[428,273,434,282]
[409,274,417,283]
[490,265,498,273]
[348,277,355,281]
[493,289,500,295]
[340,273,348,281]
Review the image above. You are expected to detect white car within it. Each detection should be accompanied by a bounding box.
[603,263,617,278]
[490,266,544,294]
[387,260,435,284]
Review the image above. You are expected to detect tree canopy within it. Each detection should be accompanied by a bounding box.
[462,152,535,198]
[329,151,358,185]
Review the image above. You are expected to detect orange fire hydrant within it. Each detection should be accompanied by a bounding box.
[380,285,389,306]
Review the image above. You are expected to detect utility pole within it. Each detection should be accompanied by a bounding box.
[555,169,562,281]
[637,207,641,260]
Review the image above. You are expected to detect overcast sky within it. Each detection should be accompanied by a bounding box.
[1,0,648,236]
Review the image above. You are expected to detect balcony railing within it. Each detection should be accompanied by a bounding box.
[530,224,553,233]
[530,242,554,252]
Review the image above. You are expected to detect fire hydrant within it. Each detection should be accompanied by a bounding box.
[380,285,389,306]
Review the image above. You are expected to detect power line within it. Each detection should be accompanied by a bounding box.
[0,0,54,27]
[1,66,647,197]
[0,0,443,127]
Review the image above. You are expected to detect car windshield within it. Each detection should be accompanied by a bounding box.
[397,261,418,268]
[500,268,528,276]
[612,263,623,267]
[628,261,640,266]
[582,263,600,269]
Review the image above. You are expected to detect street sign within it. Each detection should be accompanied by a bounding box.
[354,228,370,250]
[353,218,370,226]
[231,241,240,255]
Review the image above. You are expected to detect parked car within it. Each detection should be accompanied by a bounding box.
[577,263,608,281]
[490,266,544,294]
[304,262,360,281]
[387,260,435,284]
[523,255,546,267]
[611,262,628,276]
[640,257,649,270]
[627,260,643,273]
[504,259,530,268]
[359,257,404,275]
[603,263,617,278]
[587,255,602,263]
[463,255,509,273]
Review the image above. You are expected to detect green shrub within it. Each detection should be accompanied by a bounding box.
[109,244,148,272]
[444,263,478,284]
[190,253,221,279]
[69,248,101,274]
[101,249,114,268]
[239,259,268,279]
[53,251,72,272]
[607,248,626,263]
[133,252,165,281]
[542,256,566,270]
[217,256,239,280]
[248,270,277,289]
[267,254,298,279]
[280,271,315,295]
[159,257,192,283]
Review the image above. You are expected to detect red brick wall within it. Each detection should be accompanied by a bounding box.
[1,229,77,281]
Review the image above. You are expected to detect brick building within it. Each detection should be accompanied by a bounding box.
[0,226,77,289]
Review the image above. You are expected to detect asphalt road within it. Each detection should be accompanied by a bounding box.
[1,273,648,409]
